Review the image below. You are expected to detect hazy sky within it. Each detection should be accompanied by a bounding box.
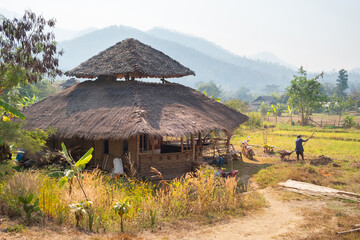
[2,0,359,72]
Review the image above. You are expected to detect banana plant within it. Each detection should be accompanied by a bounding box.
[271,104,278,123]
[287,105,293,123]
[49,143,93,199]
[0,99,26,120]
[113,198,132,232]
[69,200,93,228]
[17,94,40,109]
[203,90,221,102]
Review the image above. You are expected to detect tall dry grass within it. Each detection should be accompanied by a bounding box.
[0,170,41,216]
[0,167,266,231]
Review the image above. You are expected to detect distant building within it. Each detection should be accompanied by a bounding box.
[60,78,80,90]
[251,96,278,109]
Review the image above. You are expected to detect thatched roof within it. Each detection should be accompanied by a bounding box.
[65,38,195,79]
[22,80,248,140]
[60,78,80,90]
[252,96,278,106]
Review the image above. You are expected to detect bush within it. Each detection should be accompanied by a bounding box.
[223,99,248,113]
[244,112,263,129]
[343,115,356,128]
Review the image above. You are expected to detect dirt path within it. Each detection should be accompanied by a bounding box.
[139,187,315,240]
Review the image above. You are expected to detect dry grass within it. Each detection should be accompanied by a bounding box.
[294,205,360,240]
[0,170,41,216]
[0,166,266,234]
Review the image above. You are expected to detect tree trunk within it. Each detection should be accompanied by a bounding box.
[120,215,124,232]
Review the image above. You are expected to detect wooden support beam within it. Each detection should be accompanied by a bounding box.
[198,132,202,156]
[136,134,140,171]
[152,137,155,154]
[141,134,144,153]
[191,134,195,161]
[226,131,232,170]
[181,137,184,153]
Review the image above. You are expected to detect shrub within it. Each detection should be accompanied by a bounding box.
[244,112,263,129]
[223,99,248,112]
[343,115,356,128]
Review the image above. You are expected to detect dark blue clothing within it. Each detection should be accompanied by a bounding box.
[295,138,308,152]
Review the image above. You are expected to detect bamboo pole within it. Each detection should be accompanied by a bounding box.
[226,132,232,171]
[151,137,155,154]
[136,134,140,171]
[198,132,202,156]
[191,134,195,161]
[337,228,360,235]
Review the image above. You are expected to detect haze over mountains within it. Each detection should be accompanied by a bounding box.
[58,25,360,93]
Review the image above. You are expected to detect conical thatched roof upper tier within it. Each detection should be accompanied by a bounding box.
[22,80,248,140]
[65,38,195,79]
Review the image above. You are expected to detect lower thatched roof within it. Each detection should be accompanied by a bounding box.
[22,80,248,140]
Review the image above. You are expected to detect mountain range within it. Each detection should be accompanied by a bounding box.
[58,25,360,93]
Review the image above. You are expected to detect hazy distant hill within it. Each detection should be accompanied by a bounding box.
[147,28,296,82]
[58,25,360,92]
[54,27,98,42]
[351,67,360,75]
[59,26,297,91]
[249,51,298,70]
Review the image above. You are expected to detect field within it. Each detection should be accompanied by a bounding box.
[1,123,360,239]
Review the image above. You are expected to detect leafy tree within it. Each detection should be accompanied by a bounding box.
[335,69,349,98]
[320,81,336,97]
[0,10,62,90]
[232,87,254,102]
[259,102,270,116]
[328,95,357,126]
[0,10,62,150]
[262,84,280,95]
[1,80,60,108]
[286,67,327,125]
[196,81,222,98]
[349,83,360,108]
[223,99,248,112]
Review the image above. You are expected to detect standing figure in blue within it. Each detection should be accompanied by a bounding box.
[295,135,309,161]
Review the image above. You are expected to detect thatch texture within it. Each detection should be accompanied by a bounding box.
[22,80,248,140]
[65,38,195,79]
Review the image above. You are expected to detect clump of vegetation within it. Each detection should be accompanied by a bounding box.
[244,112,263,129]
[69,200,93,229]
[113,198,132,232]
[224,99,248,112]
[5,224,24,233]
[18,193,40,222]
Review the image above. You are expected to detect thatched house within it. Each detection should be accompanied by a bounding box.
[60,78,80,90]
[251,96,278,110]
[23,38,248,178]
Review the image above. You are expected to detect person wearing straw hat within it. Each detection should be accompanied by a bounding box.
[295,135,309,161]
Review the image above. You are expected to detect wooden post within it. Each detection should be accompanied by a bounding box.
[181,137,184,153]
[191,134,195,161]
[198,132,202,156]
[151,137,155,154]
[226,131,232,171]
[136,134,140,171]
[141,134,144,153]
